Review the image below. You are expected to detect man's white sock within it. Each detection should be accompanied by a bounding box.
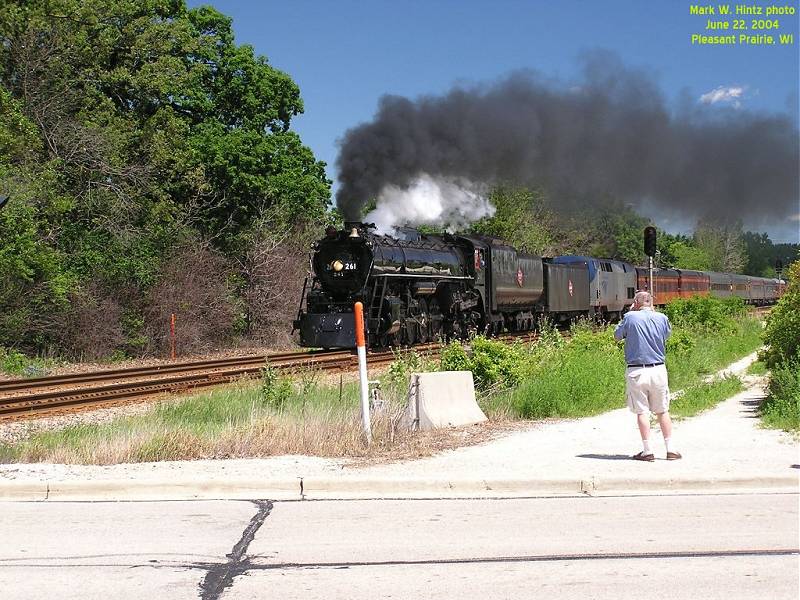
[642,439,652,454]
[665,438,674,453]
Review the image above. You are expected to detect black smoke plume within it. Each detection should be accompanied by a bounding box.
[335,52,799,225]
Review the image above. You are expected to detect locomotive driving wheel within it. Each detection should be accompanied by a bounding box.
[428,299,444,342]
[412,297,431,344]
[407,298,430,344]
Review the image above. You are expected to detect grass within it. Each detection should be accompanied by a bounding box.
[0,303,770,464]
[746,360,768,375]
[483,316,763,422]
[484,327,626,419]
[665,318,763,390]
[669,376,744,418]
[760,364,800,432]
[0,347,60,378]
[0,374,399,464]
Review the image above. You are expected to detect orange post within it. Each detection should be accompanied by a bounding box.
[354,302,371,443]
[354,302,366,348]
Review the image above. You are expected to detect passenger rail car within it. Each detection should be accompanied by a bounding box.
[294,222,784,349]
[636,269,783,306]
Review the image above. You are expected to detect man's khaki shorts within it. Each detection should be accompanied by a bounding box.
[625,364,670,414]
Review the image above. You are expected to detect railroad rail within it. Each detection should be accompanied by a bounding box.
[0,343,441,421]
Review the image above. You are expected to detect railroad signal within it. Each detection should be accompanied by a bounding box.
[775,259,783,274]
[644,226,657,257]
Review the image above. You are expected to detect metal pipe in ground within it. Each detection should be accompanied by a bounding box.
[170,313,177,360]
[354,302,372,444]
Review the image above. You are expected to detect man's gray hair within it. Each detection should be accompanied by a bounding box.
[634,291,653,307]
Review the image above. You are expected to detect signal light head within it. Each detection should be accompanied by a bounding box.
[644,226,657,257]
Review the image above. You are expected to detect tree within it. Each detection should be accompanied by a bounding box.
[587,205,650,263]
[743,231,800,277]
[693,220,747,272]
[0,0,331,355]
[668,241,712,270]
[471,186,556,254]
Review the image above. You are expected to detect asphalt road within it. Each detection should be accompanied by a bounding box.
[1,492,797,599]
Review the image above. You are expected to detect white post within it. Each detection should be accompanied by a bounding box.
[354,302,372,444]
[649,255,654,304]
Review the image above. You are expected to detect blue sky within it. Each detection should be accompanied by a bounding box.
[188,0,799,241]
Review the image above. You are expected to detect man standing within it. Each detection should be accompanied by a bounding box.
[614,291,681,462]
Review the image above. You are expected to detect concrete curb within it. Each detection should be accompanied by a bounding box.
[1,474,797,501]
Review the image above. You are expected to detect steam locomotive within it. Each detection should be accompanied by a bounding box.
[293,222,785,349]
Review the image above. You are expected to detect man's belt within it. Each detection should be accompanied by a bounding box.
[627,362,664,368]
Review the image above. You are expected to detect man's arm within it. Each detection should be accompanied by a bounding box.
[614,316,627,340]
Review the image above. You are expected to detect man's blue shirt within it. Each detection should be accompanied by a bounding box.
[614,309,672,365]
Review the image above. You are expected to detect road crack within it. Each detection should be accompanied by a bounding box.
[199,499,273,600]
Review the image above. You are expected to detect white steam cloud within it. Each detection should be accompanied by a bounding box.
[364,173,495,236]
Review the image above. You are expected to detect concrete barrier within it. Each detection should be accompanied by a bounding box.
[404,371,487,430]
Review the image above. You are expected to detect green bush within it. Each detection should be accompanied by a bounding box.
[502,333,626,419]
[662,296,737,332]
[761,362,800,431]
[386,349,435,390]
[536,316,565,351]
[0,346,54,377]
[439,340,472,373]
[720,296,747,317]
[666,317,763,390]
[666,329,695,354]
[260,364,293,412]
[0,347,29,375]
[439,336,525,390]
[485,312,762,420]
[762,261,800,368]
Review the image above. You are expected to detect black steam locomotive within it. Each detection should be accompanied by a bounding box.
[293,222,589,348]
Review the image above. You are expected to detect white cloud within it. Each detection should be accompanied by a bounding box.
[699,85,746,108]
[789,213,800,222]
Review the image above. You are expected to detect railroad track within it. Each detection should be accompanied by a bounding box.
[0,343,441,421]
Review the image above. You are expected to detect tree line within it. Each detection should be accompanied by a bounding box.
[471,187,798,277]
[1,1,796,362]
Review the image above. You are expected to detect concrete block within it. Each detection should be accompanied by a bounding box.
[404,371,487,430]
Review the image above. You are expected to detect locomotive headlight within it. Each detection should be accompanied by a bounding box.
[332,259,344,272]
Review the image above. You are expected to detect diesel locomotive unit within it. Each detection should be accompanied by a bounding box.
[293,222,785,349]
